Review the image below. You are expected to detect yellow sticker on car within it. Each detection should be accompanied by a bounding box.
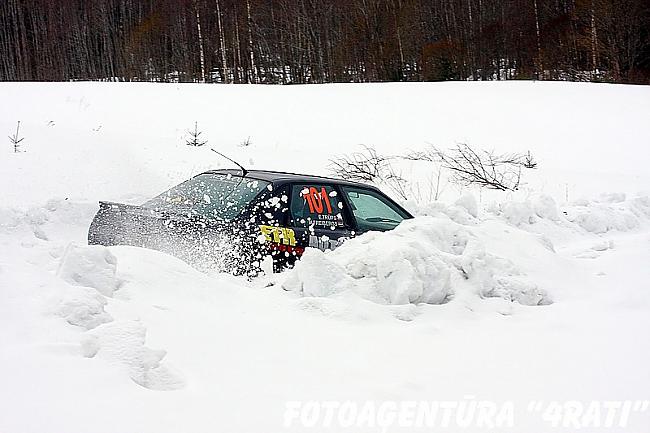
[259,225,297,246]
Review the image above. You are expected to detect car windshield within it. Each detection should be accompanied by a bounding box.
[143,173,270,221]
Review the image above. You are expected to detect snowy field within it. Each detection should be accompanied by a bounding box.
[1,81,649,432]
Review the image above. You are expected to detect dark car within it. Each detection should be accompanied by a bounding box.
[88,169,413,274]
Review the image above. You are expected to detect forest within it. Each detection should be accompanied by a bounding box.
[1,0,649,84]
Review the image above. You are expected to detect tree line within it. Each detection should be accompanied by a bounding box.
[1,0,649,84]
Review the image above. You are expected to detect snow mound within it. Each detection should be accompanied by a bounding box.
[0,206,50,242]
[565,195,650,234]
[487,193,650,236]
[57,243,119,297]
[597,192,626,203]
[409,201,478,225]
[493,194,560,226]
[82,320,185,391]
[455,193,479,218]
[283,217,551,306]
[0,199,97,240]
[56,285,113,330]
[533,194,561,221]
[486,275,550,305]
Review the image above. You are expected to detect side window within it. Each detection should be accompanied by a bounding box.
[341,186,408,232]
[290,184,346,230]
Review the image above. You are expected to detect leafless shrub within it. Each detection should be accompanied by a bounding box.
[329,145,409,200]
[408,143,536,191]
[406,169,446,203]
[8,121,25,153]
[240,136,252,147]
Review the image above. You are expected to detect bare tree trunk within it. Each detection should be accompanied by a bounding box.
[392,0,404,75]
[234,14,242,83]
[467,0,475,79]
[246,0,257,83]
[1,0,648,84]
[533,0,543,79]
[193,0,206,82]
[590,0,598,76]
[216,0,228,83]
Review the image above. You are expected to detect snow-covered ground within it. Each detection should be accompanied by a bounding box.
[1,81,649,432]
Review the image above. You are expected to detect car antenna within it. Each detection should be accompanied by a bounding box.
[210,148,248,177]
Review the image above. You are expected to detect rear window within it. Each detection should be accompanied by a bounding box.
[144,173,269,221]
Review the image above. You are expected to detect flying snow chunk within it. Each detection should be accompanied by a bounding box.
[57,243,119,297]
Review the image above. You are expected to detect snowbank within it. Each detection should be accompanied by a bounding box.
[487,193,650,235]
[491,194,561,226]
[566,195,650,234]
[283,217,551,306]
[282,192,650,309]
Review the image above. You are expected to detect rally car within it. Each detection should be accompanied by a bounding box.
[88,169,413,273]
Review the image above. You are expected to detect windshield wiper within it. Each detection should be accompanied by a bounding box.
[366,217,400,224]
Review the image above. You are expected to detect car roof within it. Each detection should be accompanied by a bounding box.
[199,168,414,219]
[201,169,379,189]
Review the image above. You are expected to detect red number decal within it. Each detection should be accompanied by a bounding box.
[303,186,333,215]
[304,190,315,213]
[309,187,324,213]
[321,187,333,214]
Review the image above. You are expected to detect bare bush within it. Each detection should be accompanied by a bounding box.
[329,145,408,200]
[331,144,537,202]
[408,144,536,191]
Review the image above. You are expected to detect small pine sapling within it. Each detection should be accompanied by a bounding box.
[523,150,538,169]
[8,121,25,153]
[186,122,207,147]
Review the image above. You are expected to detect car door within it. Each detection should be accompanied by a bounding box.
[287,183,354,252]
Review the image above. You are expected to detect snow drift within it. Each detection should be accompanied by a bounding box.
[282,191,650,308]
[283,216,551,306]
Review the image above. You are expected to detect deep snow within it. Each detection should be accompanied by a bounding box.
[1,81,649,432]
